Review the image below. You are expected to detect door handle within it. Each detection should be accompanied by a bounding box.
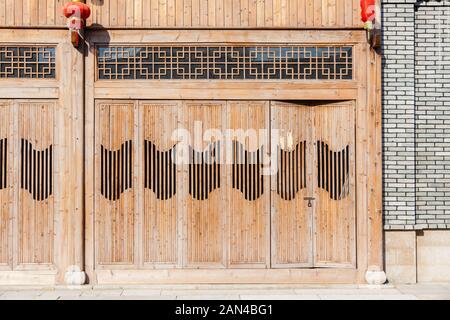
[304,197,315,207]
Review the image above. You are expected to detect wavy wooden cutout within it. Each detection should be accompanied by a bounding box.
[317,141,350,200]
[277,141,307,201]
[232,141,264,201]
[100,140,133,201]
[20,139,53,201]
[144,140,177,201]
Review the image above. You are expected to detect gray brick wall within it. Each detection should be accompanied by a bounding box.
[415,5,450,229]
[382,2,416,229]
[382,0,450,229]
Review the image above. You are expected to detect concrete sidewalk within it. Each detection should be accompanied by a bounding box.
[0,283,449,300]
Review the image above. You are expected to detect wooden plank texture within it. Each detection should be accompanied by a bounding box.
[17,101,55,266]
[227,101,270,268]
[141,101,180,267]
[271,101,313,268]
[0,0,363,28]
[312,101,356,267]
[0,101,12,269]
[183,101,227,267]
[95,102,135,266]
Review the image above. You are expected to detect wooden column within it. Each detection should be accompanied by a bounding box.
[366,47,385,283]
[56,37,86,285]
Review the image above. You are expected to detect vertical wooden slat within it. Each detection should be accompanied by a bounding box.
[183,0,192,27]
[281,0,288,26]
[214,0,223,27]
[167,0,176,26]
[288,0,297,27]
[256,0,264,27]
[313,0,321,26]
[4,0,14,26]
[297,0,305,27]
[0,0,6,26]
[175,0,183,26]
[117,0,127,26]
[125,0,134,26]
[223,0,232,27]
[231,0,240,27]
[159,0,168,27]
[240,0,249,27]
[14,0,23,26]
[37,0,47,25]
[248,0,257,27]
[191,0,200,26]
[199,0,208,26]
[133,0,142,26]
[305,0,313,27]
[46,0,55,25]
[264,0,273,27]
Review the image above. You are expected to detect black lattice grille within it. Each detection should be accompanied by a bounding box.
[97,45,353,80]
[0,46,56,79]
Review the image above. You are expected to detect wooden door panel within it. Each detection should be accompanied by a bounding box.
[141,101,181,267]
[18,101,55,266]
[0,102,12,268]
[271,102,313,267]
[95,102,135,266]
[183,101,227,267]
[312,102,356,268]
[227,101,270,267]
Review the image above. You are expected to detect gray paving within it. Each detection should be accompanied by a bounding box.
[0,283,448,300]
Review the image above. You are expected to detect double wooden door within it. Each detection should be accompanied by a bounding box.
[93,100,355,270]
[271,101,356,268]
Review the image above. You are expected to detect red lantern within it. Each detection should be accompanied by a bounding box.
[360,0,376,23]
[63,1,91,21]
[67,17,85,31]
[62,1,90,47]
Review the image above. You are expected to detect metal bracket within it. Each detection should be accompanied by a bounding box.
[304,197,316,207]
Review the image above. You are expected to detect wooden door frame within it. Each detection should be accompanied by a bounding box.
[0,29,84,285]
[85,29,383,284]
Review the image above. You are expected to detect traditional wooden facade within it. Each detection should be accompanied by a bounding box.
[0,0,383,285]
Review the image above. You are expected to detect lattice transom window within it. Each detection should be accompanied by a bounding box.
[0,46,56,79]
[97,45,353,81]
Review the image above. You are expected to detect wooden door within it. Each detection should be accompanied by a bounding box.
[312,102,356,268]
[182,101,227,268]
[95,101,136,267]
[18,101,55,268]
[0,102,12,269]
[0,99,58,272]
[227,101,270,268]
[270,101,356,268]
[140,101,181,268]
[271,102,313,267]
[92,99,355,271]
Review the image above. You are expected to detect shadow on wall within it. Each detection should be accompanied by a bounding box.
[85,25,111,57]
